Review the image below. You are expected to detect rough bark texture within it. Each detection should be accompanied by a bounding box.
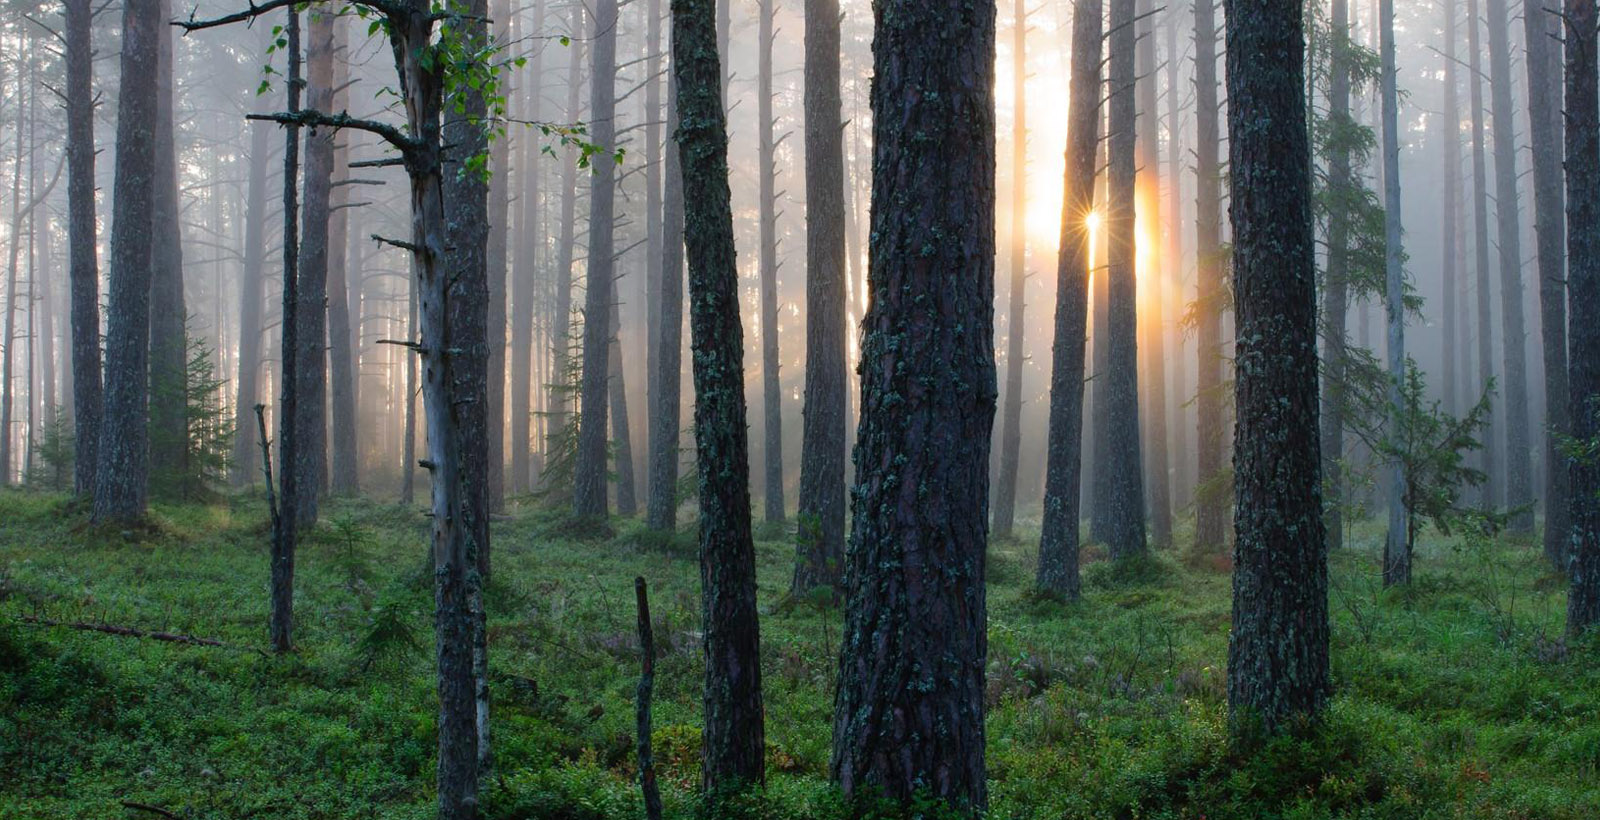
[1038,0,1102,598]
[757,0,786,523]
[94,0,160,522]
[1225,0,1331,732]
[1105,0,1147,560]
[327,17,359,497]
[511,0,546,496]
[148,0,189,496]
[1137,0,1171,549]
[644,0,663,507]
[830,0,995,810]
[1565,0,1600,636]
[992,0,1027,539]
[292,9,336,527]
[486,0,510,514]
[1485,0,1532,530]
[1165,8,1189,513]
[65,0,101,498]
[608,300,638,516]
[550,25,584,449]
[270,7,304,656]
[1467,0,1497,509]
[232,111,272,487]
[574,0,617,519]
[1524,0,1571,566]
[1320,0,1354,552]
[792,0,847,594]
[1193,0,1227,553]
[670,0,766,792]
[1379,0,1409,587]
[647,68,687,532]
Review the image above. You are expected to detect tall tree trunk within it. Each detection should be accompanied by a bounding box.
[1165,3,1190,513]
[232,108,272,487]
[2,65,25,486]
[485,0,511,514]
[1485,0,1532,530]
[1565,0,1600,635]
[1038,0,1101,598]
[292,8,336,527]
[992,0,1027,539]
[609,299,638,516]
[550,25,583,450]
[830,0,995,809]
[401,259,417,505]
[327,17,360,496]
[1193,0,1227,552]
[1524,0,1571,565]
[511,0,547,495]
[1467,0,1497,509]
[1379,0,1409,586]
[94,0,160,522]
[792,0,847,593]
[1320,0,1354,552]
[575,0,619,520]
[1225,0,1330,732]
[670,0,766,793]
[1105,0,1147,559]
[1137,0,1170,548]
[647,56,687,531]
[757,0,785,523]
[644,0,663,506]
[1440,0,1461,414]
[149,0,189,497]
[270,6,304,656]
[65,0,101,498]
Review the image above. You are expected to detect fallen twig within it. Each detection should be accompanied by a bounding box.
[19,615,261,654]
[120,800,181,819]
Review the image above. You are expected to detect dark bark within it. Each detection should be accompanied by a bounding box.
[486,0,511,514]
[1038,0,1101,598]
[1225,0,1330,732]
[830,0,995,810]
[644,0,663,508]
[148,0,189,496]
[1440,0,1462,408]
[792,0,847,593]
[670,0,766,793]
[1485,0,1532,530]
[1379,0,1408,587]
[328,17,359,496]
[1566,0,1600,636]
[574,0,618,520]
[66,0,101,498]
[757,0,785,523]
[291,9,336,528]
[93,0,160,522]
[402,259,417,506]
[634,577,664,820]
[1193,0,1227,553]
[1105,0,1147,559]
[992,0,1027,540]
[232,109,272,487]
[646,65,686,531]
[609,299,638,516]
[550,23,583,452]
[1137,0,1170,549]
[1320,0,1354,552]
[1165,6,1188,513]
[510,0,546,495]
[1524,0,1571,566]
[270,7,303,656]
[1467,0,1497,509]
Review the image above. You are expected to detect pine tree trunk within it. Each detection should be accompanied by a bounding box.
[992,0,1027,539]
[670,0,766,793]
[644,0,664,506]
[65,0,101,498]
[327,17,360,497]
[574,0,618,519]
[1379,0,1409,587]
[292,8,336,527]
[486,0,511,514]
[1565,0,1600,636]
[647,64,686,532]
[1440,0,1461,414]
[1320,0,1354,552]
[511,0,546,496]
[2,75,25,485]
[1225,0,1330,732]
[551,19,584,450]
[1485,0,1532,530]
[609,299,638,516]
[757,0,785,524]
[1524,0,1571,566]
[1193,0,1228,553]
[830,0,995,809]
[1038,0,1101,599]
[1165,4,1190,514]
[1137,0,1170,549]
[232,105,271,488]
[1106,0,1147,560]
[270,6,304,656]
[1467,0,1497,509]
[149,0,190,498]
[792,0,847,593]
[94,0,160,522]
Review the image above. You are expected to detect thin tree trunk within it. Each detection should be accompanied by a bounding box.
[574,0,618,519]
[1320,0,1354,552]
[1037,0,1101,598]
[1565,0,1600,635]
[1164,4,1189,512]
[644,0,663,505]
[670,0,766,794]
[792,0,847,593]
[1193,0,1227,553]
[757,0,785,524]
[66,0,101,497]
[270,6,304,655]
[486,0,511,514]
[327,16,360,496]
[2,66,25,486]
[94,0,161,522]
[1485,0,1532,530]
[1440,0,1461,414]
[149,0,190,497]
[232,106,272,488]
[1137,0,1170,549]
[646,57,686,532]
[1524,0,1571,565]
[609,298,638,516]
[992,0,1027,539]
[511,0,546,496]
[1379,0,1408,586]
[550,26,583,449]
[1467,0,1497,509]
[1106,0,1147,559]
[402,260,417,505]
[1225,0,1330,732]
[830,0,995,809]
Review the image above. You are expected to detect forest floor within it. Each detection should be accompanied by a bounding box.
[1,489,1598,819]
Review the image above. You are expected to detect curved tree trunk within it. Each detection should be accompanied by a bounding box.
[830,0,995,809]
[1225,0,1330,732]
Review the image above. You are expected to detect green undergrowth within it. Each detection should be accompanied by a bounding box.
[1,489,1597,818]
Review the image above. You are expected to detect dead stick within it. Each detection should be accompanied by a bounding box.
[19,615,258,653]
[119,801,180,819]
[634,577,662,820]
